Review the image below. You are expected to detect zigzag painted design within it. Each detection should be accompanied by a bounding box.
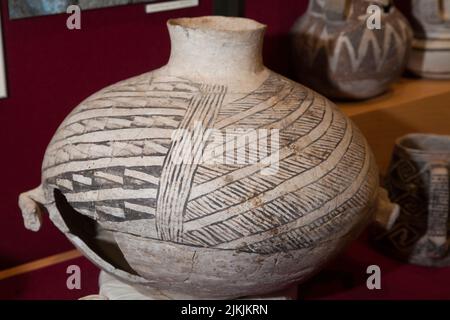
[304,19,411,73]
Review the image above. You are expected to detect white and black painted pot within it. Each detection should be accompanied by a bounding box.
[20,16,383,299]
[373,134,450,267]
[291,0,412,100]
[405,0,450,79]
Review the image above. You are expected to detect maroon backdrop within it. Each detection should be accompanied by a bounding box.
[245,0,308,76]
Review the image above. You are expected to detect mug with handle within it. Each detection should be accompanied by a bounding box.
[373,133,450,267]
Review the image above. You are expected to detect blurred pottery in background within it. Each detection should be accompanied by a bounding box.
[18,16,384,299]
[373,134,450,267]
[406,0,450,79]
[291,0,412,100]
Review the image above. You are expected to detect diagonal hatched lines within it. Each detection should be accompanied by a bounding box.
[187,101,333,209]
[177,72,374,252]
[44,75,197,171]
[193,83,316,187]
[182,111,354,240]
[238,152,377,254]
[44,75,199,223]
[183,128,371,251]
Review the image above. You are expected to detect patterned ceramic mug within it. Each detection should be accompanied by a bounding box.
[373,133,450,267]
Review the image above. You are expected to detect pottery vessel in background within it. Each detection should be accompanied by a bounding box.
[291,0,412,100]
[373,134,450,267]
[406,0,450,79]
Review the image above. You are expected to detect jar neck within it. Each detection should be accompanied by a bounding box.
[165,16,266,84]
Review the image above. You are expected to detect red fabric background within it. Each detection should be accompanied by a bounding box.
[245,0,307,76]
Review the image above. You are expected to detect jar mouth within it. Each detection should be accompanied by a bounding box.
[168,16,266,33]
[397,133,450,154]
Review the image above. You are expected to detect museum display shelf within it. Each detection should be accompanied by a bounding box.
[338,78,450,173]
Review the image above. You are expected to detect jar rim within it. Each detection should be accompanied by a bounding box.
[167,16,267,34]
[396,133,450,155]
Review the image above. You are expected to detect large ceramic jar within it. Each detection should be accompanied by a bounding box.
[291,0,412,100]
[406,0,450,79]
[20,16,381,299]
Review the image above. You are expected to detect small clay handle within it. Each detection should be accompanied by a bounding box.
[374,187,400,231]
[18,186,45,232]
[425,163,449,258]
